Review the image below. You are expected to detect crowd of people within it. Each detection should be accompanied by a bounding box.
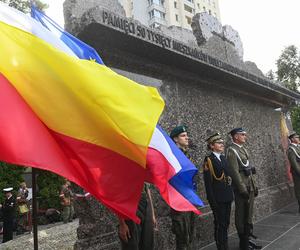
[1,126,299,250]
[0,179,75,244]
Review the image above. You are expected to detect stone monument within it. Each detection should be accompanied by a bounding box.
[63,0,300,248]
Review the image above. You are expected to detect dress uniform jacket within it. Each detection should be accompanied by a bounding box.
[204,153,234,204]
[1,195,16,243]
[226,144,257,195]
[204,153,233,250]
[226,143,257,235]
[287,144,300,201]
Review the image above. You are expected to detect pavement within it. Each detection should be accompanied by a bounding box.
[0,219,78,249]
[201,202,300,250]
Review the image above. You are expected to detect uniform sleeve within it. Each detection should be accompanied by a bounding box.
[226,148,247,194]
[203,159,216,205]
[288,148,300,176]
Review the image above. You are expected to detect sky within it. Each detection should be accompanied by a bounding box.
[44,0,300,74]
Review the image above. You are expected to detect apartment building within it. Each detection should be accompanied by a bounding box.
[118,0,221,30]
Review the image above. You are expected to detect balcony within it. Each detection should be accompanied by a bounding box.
[184,0,195,8]
[147,3,166,13]
[148,16,167,26]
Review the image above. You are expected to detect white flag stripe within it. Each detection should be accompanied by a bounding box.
[149,128,182,173]
[0,3,76,57]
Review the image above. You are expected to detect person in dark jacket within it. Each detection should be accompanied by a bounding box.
[203,133,234,250]
[0,187,16,243]
[118,183,157,250]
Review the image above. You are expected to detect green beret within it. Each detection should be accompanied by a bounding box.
[206,132,223,144]
[170,125,188,138]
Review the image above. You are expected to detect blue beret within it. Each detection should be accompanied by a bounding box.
[229,127,246,137]
[170,125,188,138]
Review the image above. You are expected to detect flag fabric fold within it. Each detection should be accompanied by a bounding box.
[30,4,104,64]
[146,126,203,214]
[0,4,202,221]
[0,6,164,222]
[31,7,203,213]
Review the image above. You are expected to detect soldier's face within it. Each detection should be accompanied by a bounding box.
[292,135,300,144]
[210,141,224,153]
[234,132,247,144]
[174,132,189,148]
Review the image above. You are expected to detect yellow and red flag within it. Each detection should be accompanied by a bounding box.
[0,8,164,222]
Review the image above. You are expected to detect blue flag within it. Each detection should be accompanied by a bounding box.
[31,5,104,64]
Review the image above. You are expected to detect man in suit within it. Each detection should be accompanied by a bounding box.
[203,133,234,250]
[226,128,261,250]
[0,187,16,243]
[287,132,300,213]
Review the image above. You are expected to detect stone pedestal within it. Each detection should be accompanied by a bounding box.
[74,197,119,250]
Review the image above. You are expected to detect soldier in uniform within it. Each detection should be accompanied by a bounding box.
[118,183,156,250]
[0,187,16,243]
[169,125,196,250]
[287,132,300,213]
[226,128,261,250]
[203,133,234,250]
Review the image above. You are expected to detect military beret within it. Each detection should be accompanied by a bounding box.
[170,125,188,138]
[3,187,13,192]
[229,127,246,137]
[288,132,299,140]
[206,132,223,144]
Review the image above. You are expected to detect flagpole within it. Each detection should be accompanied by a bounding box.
[32,168,38,250]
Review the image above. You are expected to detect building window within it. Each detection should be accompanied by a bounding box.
[185,16,192,24]
[174,1,177,8]
[186,0,194,3]
[149,9,166,19]
[184,4,194,14]
[175,14,179,21]
[213,1,216,8]
[203,6,206,12]
[208,0,211,5]
[197,3,200,9]
[148,0,164,6]
[208,9,212,15]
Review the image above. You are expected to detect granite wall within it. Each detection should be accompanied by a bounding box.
[62,1,298,249]
[74,65,295,249]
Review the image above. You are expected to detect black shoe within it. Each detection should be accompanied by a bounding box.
[249,240,262,249]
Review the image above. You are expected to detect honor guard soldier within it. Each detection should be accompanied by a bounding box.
[287,132,300,213]
[0,187,16,243]
[226,128,261,250]
[203,133,233,250]
[169,125,196,250]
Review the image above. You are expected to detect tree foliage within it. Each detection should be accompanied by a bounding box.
[0,162,25,203]
[276,45,300,92]
[37,170,65,209]
[276,45,300,134]
[0,0,48,13]
[265,70,275,81]
[290,107,300,135]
